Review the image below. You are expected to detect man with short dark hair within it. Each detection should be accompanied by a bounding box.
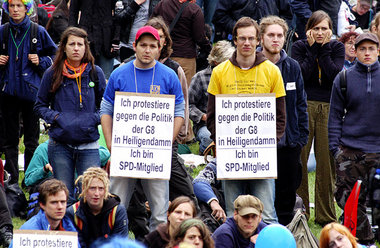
[207,16,286,224]
[101,25,185,230]
[19,179,76,231]
[212,195,267,248]
[329,32,380,246]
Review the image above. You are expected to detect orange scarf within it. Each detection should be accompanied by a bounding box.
[62,60,88,78]
[62,60,88,106]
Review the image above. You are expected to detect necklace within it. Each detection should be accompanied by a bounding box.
[10,24,31,61]
[133,62,156,93]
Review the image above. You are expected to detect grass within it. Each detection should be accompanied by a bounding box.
[307,171,342,240]
[10,137,380,246]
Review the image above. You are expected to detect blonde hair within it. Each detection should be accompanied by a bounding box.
[76,167,111,202]
[319,223,359,248]
[260,15,289,37]
[207,40,235,66]
[371,12,380,33]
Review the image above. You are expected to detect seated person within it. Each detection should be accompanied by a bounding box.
[167,218,214,248]
[14,179,77,235]
[192,160,226,231]
[66,167,128,247]
[212,195,267,248]
[189,40,235,154]
[320,222,367,248]
[143,196,197,248]
[339,31,359,70]
[24,140,110,188]
[0,162,12,248]
[351,0,373,30]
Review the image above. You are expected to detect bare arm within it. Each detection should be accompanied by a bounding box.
[101,114,113,153]
[173,116,184,143]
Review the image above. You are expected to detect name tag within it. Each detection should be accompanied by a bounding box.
[286,82,296,91]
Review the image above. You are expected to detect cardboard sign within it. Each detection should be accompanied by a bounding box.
[110,92,175,180]
[215,94,277,179]
[13,230,78,248]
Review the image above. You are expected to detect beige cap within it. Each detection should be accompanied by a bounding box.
[234,195,264,216]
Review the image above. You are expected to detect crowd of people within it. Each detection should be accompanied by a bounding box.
[1,0,380,247]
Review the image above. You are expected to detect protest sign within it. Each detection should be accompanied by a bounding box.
[13,230,78,248]
[110,92,174,180]
[215,94,277,179]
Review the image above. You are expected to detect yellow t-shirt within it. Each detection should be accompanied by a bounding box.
[208,60,286,98]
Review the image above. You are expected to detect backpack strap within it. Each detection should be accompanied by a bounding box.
[1,23,9,56]
[339,70,347,99]
[72,201,83,231]
[30,22,38,54]
[107,205,118,230]
[169,1,189,32]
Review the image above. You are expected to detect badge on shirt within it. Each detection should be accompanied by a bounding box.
[150,85,160,94]
[286,82,296,91]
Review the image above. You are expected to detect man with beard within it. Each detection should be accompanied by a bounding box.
[258,16,308,225]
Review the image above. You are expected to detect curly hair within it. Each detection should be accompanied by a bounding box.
[339,31,359,44]
[3,0,34,16]
[76,167,111,202]
[207,40,235,66]
[259,15,289,37]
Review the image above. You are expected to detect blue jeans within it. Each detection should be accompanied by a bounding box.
[196,126,212,154]
[196,0,218,41]
[223,179,278,224]
[95,54,114,79]
[110,177,169,231]
[48,140,100,205]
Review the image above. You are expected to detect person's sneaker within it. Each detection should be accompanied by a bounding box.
[0,225,13,248]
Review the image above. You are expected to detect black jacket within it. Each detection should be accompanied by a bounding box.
[291,39,345,103]
[66,196,128,248]
[69,0,118,57]
[290,0,342,39]
[212,0,293,38]
[115,0,161,45]
[47,7,68,44]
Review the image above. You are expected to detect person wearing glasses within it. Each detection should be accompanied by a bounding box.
[339,31,359,70]
[206,16,286,225]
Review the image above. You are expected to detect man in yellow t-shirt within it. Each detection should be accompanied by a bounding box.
[206,17,286,225]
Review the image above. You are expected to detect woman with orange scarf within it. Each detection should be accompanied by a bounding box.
[34,27,106,205]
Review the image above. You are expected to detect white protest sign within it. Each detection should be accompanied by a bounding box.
[13,230,78,248]
[110,92,174,180]
[215,94,277,179]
